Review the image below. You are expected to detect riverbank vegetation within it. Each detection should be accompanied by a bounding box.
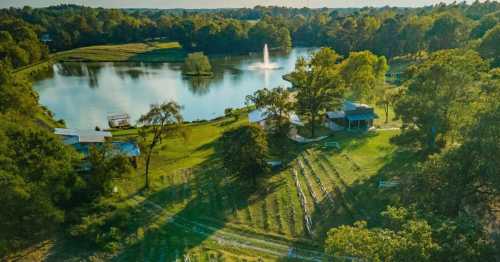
[0,1,499,261]
[182,52,213,76]
[3,2,500,61]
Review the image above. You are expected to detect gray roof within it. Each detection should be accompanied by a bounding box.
[326,111,345,119]
[248,109,303,126]
[343,101,372,111]
[107,113,130,121]
[54,128,112,144]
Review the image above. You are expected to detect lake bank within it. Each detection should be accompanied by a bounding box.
[13,42,184,80]
[33,47,318,129]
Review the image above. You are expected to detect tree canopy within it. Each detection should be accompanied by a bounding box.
[0,116,79,253]
[2,2,499,58]
[325,207,438,262]
[394,49,488,152]
[138,101,183,189]
[289,47,344,137]
[220,125,269,186]
[182,52,212,76]
[246,87,294,133]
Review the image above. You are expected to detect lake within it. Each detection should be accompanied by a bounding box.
[34,47,317,129]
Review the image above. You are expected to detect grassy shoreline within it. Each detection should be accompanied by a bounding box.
[14,41,185,79]
[11,108,403,260]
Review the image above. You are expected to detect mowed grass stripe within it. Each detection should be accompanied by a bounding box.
[311,151,359,220]
[301,152,335,209]
[283,169,302,237]
[270,193,284,234]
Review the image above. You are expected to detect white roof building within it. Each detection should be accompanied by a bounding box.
[248,109,304,127]
[54,128,112,144]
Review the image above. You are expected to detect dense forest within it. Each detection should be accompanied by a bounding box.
[1,1,500,69]
[0,1,499,260]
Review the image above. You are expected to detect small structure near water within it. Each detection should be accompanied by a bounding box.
[248,109,304,130]
[54,128,140,168]
[107,113,131,129]
[325,101,378,131]
[54,128,112,144]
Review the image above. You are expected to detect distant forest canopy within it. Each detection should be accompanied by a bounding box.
[1,1,500,69]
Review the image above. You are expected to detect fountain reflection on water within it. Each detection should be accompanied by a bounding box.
[34,47,317,128]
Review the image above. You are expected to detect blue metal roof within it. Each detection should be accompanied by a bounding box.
[70,142,140,158]
[113,142,141,157]
[346,113,376,121]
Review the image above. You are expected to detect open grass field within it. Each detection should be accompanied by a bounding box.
[24,111,406,261]
[13,41,184,81]
[54,42,185,62]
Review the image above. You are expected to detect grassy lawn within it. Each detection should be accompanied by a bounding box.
[14,42,185,80]
[28,110,405,261]
[54,42,185,63]
[373,105,401,129]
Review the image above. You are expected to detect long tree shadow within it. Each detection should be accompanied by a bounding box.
[43,130,320,261]
[275,138,423,261]
[110,136,291,260]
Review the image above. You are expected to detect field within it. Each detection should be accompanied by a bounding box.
[28,110,405,261]
[13,42,184,80]
[54,42,185,62]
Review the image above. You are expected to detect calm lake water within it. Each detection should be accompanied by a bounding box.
[34,47,317,129]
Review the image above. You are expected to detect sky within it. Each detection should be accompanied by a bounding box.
[0,0,471,9]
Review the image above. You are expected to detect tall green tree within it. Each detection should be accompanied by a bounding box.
[400,15,432,55]
[0,116,78,254]
[426,13,470,51]
[408,99,500,217]
[220,125,269,186]
[325,207,438,262]
[277,27,292,50]
[339,51,388,102]
[182,52,212,76]
[245,87,294,132]
[477,24,500,67]
[0,65,37,117]
[87,144,132,197]
[375,84,401,124]
[394,50,487,151]
[138,101,183,189]
[289,48,344,137]
[372,17,403,58]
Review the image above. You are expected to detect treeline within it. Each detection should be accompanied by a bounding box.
[0,5,292,54]
[325,49,500,261]
[0,16,48,69]
[0,63,132,255]
[1,1,499,64]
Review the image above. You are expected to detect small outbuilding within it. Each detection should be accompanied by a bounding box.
[54,128,140,168]
[325,101,378,131]
[54,128,112,144]
[248,109,304,130]
[107,113,131,129]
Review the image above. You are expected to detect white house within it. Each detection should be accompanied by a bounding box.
[248,109,304,129]
[54,128,112,145]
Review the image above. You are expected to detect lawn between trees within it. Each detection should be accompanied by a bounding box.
[39,108,403,261]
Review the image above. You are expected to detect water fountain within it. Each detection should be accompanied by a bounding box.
[250,44,279,70]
